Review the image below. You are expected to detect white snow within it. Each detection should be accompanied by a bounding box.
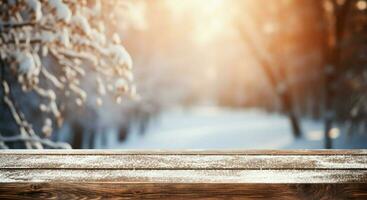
[16,51,36,75]
[49,0,71,23]
[26,0,42,21]
[48,0,61,8]
[109,44,133,69]
[2,168,361,183]
[40,31,55,43]
[72,14,91,36]
[124,70,134,82]
[112,106,367,149]
[115,78,128,93]
[91,0,102,16]
[58,28,70,47]
[91,29,106,45]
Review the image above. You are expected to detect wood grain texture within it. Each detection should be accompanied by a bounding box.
[1,183,367,200]
[1,154,367,169]
[1,150,367,199]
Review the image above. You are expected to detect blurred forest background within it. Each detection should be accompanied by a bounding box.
[1,0,367,149]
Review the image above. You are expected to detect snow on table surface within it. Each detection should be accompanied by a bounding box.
[1,149,367,184]
[115,106,367,149]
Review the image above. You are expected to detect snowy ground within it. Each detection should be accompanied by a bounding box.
[115,106,367,149]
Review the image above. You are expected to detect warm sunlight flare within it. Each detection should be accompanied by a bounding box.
[165,0,235,44]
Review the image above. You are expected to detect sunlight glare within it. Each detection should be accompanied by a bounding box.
[165,0,235,44]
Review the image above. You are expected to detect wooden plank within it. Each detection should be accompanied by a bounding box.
[2,149,367,155]
[1,150,367,199]
[1,183,367,200]
[1,154,367,169]
[1,169,367,183]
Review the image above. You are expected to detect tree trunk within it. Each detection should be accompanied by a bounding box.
[71,122,83,149]
[289,112,302,138]
[324,118,333,149]
[237,26,303,139]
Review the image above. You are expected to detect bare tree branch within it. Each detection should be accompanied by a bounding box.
[0,134,71,149]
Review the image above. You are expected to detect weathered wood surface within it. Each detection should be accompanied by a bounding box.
[0,150,367,199]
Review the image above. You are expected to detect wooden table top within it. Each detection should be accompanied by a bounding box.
[1,150,367,199]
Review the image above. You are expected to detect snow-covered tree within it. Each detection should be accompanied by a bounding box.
[0,0,136,149]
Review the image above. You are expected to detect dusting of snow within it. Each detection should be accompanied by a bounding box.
[316,155,367,169]
[31,52,41,75]
[72,14,92,36]
[48,0,71,23]
[91,29,106,45]
[47,0,61,8]
[1,154,366,170]
[0,169,365,184]
[26,0,42,21]
[15,51,36,75]
[109,44,133,69]
[58,28,70,47]
[124,70,134,82]
[40,31,55,43]
[91,0,102,16]
[115,78,128,93]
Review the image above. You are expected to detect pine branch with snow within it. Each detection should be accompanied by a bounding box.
[0,0,138,149]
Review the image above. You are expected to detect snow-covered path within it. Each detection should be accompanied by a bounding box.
[115,107,367,149]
